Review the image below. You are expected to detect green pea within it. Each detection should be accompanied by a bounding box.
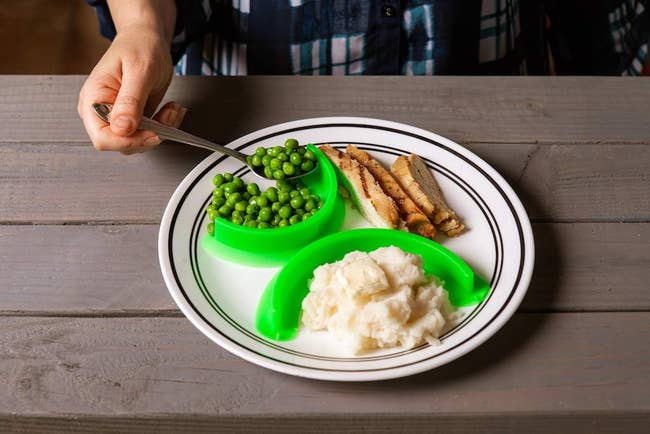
[277,180,292,192]
[212,196,226,207]
[246,155,253,166]
[264,187,278,202]
[299,188,311,198]
[232,177,244,189]
[297,147,306,155]
[290,196,305,209]
[229,192,242,203]
[272,214,282,226]
[282,162,295,176]
[235,201,248,212]
[223,173,233,182]
[256,195,269,207]
[248,195,259,205]
[301,160,314,172]
[223,183,237,195]
[302,213,311,221]
[273,170,286,180]
[289,215,301,225]
[277,152,288,162]
[213,188,225,198]
[295,209,305,217]
[270,158,282,170]
[278,219,289,227]
[231,210,243,220]
[226,195,240,207]
[258,207,272,222]
[264,166,274,179]
[262,155,272,167]
[242,192,251,201]
[303,150,315,161]
[269,146,283,157]
[251,155,263,166]
[245,220,258,228]
[213,174,225,186]
[289,190,300,198]
[246,204,259,215]
[278,191,290,203]
[284,138,299,150]
[257,221,271,229]
[289,153,302,165]
[317,200,324,208]
[279,205,293,219]
[271,202,282,212]
[247,183,260,196]
[218,205,232,217]
[207,222,215,235]
[305,199,316,212]
[206,208,218,220]
[231,215,244,225]
[255,147,266,156]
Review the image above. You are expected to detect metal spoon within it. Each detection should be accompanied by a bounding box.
[92,103,316,181]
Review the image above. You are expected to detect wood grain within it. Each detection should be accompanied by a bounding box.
[0,314,648,419]
[0,223,648,313]
[1,142,648,223]
[2,76,650,144]
[2,413,649,434]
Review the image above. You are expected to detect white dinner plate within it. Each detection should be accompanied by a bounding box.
[158,117,535,381]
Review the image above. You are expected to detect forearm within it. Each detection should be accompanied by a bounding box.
[107,0,176,45]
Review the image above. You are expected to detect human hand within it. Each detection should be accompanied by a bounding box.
[78,26,186,154]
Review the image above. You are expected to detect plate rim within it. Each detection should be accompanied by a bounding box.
[158,116,535,381]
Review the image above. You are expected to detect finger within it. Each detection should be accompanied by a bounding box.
[153,102,187,128]
[110,63,153,136]
[82,102,160,151]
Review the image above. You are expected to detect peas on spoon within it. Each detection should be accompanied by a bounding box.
[92,103,317,181]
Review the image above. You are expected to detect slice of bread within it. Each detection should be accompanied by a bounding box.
[346,145,436,239]
[391,154,465,237]
[319,145,401,229]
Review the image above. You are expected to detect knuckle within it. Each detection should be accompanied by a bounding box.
[114,95,140,108]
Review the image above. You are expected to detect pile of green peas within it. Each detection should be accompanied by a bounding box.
[245,138,317,180]
[206,173,324,234]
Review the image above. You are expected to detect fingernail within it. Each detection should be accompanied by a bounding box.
[112,116,134,133]
[144,135,161,147]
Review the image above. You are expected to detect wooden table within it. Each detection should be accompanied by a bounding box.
[1,76,648,433]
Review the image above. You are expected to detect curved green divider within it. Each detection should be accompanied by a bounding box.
[255,228,490,341]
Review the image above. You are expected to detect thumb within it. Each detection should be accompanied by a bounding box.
[110,65,152,136]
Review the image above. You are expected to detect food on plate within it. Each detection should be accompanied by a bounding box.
[319,145,400,229]
[392,154,465,237]
[346,145,435,239]
[301,246,456,354]
[206,173,323,233]
[245,138,317,180]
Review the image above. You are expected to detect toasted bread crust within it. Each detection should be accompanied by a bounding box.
[346,145,435,239]
[320,145,400,229]
[391,154,465,237]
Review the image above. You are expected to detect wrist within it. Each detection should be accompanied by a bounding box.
[108,0,176,46]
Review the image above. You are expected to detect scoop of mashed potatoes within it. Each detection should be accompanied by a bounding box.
[301,246,454,354]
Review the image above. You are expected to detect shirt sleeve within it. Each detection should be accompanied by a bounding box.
[85,0,213,65]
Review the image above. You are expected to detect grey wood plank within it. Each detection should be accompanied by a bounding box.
[1,413,649,434]
[2,76,650,144]
[1,142,648,223]
[0,314,648,420]
[0,223,648,313]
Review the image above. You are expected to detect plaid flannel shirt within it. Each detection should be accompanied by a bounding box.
[88,0,521,75]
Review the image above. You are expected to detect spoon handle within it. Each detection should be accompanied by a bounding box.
[138,117,247,163]
[92,103,247,163]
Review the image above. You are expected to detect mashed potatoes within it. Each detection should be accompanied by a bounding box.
[301,246,454,353]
